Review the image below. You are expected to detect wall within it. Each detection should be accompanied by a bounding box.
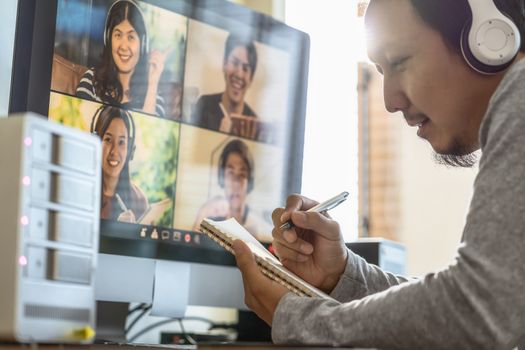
[284,0,362,242]
[398,123,478,276]
[228,0,284,21]
[0,0,18,116]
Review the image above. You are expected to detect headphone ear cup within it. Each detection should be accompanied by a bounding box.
[90,106,104,134]
[461,0,521,75]
[142,33,149,56]
[218,167,225,188]
[247,174,254,193]
[461,18,517,74]
[124,110,136,162]
[129,142,136,161]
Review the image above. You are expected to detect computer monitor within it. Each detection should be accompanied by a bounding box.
[9,0,309,328]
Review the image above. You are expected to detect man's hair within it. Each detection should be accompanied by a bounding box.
[409,0,525,54]
[223,34,258,77]
[218,139,254,192]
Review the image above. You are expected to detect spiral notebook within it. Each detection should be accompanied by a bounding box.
[200,217,333,299]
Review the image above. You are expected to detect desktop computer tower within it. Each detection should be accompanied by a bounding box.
[0,114,101,343]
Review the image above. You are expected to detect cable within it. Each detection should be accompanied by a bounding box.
[128,303,150,316]
[127,316,217,344]
[177,318,196,345]
[125,304,152,336]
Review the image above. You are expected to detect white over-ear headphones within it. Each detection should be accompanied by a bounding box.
[461,0,521,74]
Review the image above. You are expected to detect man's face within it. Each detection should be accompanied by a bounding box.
[101,118,129,181]
[366,0,496,163]
[111,19,141,76]
[223,152,249,212]
[223,46,253,106]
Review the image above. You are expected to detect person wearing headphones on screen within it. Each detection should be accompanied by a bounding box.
[232,0,525,348]
[77,0,167,117]
[193,139,271,241]
[192,34,259,138]
[92,105,148,223]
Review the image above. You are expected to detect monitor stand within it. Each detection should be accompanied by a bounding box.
[95,301,129,344]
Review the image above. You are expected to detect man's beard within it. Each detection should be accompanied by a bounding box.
[432,138,479,168]
[433,152,478,167]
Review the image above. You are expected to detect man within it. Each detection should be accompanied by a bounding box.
[233,0,525,348]
[192,34,258,138]
[193,139,271,241]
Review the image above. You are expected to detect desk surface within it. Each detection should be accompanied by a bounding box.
[0,343,375,350]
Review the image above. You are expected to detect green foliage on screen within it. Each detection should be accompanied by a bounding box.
[131,116,179,228]
[48,96,87,131]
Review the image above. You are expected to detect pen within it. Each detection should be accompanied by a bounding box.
[279,191,349,230]
[115,193,128,212]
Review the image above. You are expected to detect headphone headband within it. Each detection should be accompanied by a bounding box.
[461,0,521,74]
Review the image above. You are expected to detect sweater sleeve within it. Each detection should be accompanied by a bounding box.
[272,60,525,350]
[75,69,99,101]
[329,249,411,303]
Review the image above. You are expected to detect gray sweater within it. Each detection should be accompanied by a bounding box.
[272,58,525,350]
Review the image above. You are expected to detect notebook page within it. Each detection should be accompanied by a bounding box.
[203,218,281,265]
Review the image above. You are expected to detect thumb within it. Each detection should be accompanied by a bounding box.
[233,240,258,278]
[291,210,341,240]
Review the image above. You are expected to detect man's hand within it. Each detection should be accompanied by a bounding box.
[233,239,289,326]
[272,194,348,293]
[117,209,136,223]
[192,196,230,231]
[219,113,233,133]
[230,114,258,139]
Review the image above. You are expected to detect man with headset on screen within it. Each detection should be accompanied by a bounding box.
[231,0,525,348]
[192,34,259,138]
[192,139,272,241]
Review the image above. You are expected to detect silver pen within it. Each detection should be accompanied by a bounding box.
[115,193,128,212]
[279,191,349,230]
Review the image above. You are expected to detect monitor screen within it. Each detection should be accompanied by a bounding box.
[10,0,309,312]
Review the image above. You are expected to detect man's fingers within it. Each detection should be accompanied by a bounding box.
[280,194,319,225]
[233,240,260,282]
[233,240,263,310]
[272,208,300,243]
[272,224,313,253]
[272,241,310,262]
[290,211,341,240]
[271,208,285,227]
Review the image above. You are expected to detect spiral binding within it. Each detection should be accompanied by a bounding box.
[200,221,326,298]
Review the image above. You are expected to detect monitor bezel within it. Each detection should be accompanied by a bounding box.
[9,0,309,267]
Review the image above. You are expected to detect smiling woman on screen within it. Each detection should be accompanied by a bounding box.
[76,0,167,117]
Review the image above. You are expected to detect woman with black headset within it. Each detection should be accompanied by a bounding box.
[91,105,148,223]
[76,0,167,117]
